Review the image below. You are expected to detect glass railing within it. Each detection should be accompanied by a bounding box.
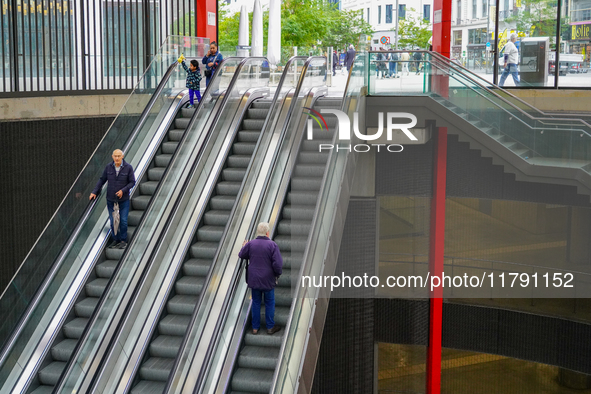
[53,57,251,394]
[82,57,273,394]
[177,56,327,394]
[271,52,365,394]
[0,39,210,393]
[0,35,207,356]
[366,51,591,174]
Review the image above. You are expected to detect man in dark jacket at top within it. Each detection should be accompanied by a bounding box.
[332,50,339,76]
[89,149,136,249]
[344,44,356,73]
[239,222,283,335]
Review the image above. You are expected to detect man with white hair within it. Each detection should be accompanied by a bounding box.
[499,33,520,87]
[239,222,283,335]
[90,149,136,249]
[344,44,356,73]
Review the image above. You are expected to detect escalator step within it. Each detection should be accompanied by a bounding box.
[242,119,266,130]
[216,181,242,196]
[222,168,247,182]
[85,278,109,297]
[168,129,185,141]
[237,346,280,370]
[105,247,125,261]
[50,338,78,362]
[283,206,316,221]
[95,260,119,278]
[204,210,231,226]
[301,139,333,152]
[149,335,184,358]
[130,380,167,394]
[250,101,273,109]
[244,330,284,347]
[148,167,166,182]
[162,141,179,155]
[63,317,88,339]
[140,181,159,196]
[210,195,237,210]
[183,259,213,276]
[290,177,322,192]
[227,155,252,168]
[286,191,319,206]
[231,368,274,393]
[175,117,191,129]
[132,195,151,210]
[181,107,196,118]
[238,131,263,142]
[197,225,225,242]
[298,151,329,164]
[233,142,257,156]
[293,163,327,178]
[277,220,312,236]
[259,305,290,326]
[74,297,99,318]
[315,98,342,107]
[29,386,53,394]
[158,314,191,336]
[280,253,304,269]
[274,235,309,252]
[167,294,199,315]
[273,287,293,307]
[38,361,66,386]
[246,108,270,119]
[128,210,143,226]
[276,270,293,287]
[155,154,172,167]
[175,275,206,296]
[139,357,175,381]
[190,242,219,259]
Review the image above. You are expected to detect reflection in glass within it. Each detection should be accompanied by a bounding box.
[378,343,427,394]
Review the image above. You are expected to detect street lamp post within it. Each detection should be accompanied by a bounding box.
[395,0,399,50]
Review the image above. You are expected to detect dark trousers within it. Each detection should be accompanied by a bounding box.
[107,199,130,242]
[189,89,201,105]
[251,288,275,330]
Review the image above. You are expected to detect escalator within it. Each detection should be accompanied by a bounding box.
[28,99,198,394]
[131,97,272,393]
[229,97,341,393]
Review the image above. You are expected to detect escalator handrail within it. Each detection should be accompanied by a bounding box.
[427,50,591,120]
[53,57,246,394]
[66,57,266,394]
[0,61,180,369]
[269,59,362,394]
[163,56,318,394]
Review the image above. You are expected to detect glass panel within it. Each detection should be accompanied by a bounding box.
[57,56,247,393]
[378,344,427,394]
[559,0,591,87]
[0,36,207,392]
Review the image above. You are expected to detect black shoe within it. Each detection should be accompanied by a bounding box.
[252,329,259,335]
[267,326,281,335]
[108,241,120,248]
[117,241,127,249]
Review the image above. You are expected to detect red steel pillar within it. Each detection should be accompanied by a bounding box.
[426,127,447,394]
[431,0,452,97]
[197,0,218,43]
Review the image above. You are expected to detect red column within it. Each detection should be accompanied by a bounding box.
[426,127,447,394]
[431,0,451,97]
[197,0,217,43]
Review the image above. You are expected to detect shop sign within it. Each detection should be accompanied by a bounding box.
[570,24,591,40]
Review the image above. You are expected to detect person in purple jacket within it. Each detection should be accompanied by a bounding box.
[239,222,283,335]
[89,149,136,249]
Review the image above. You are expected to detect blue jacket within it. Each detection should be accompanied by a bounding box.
[202,52,223,75]
[92,160,136,202]
[239,236,283,290]
[181,60,202,90]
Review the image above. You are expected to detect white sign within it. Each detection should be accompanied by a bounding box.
[434,10,442,24]
[208,12,216,26]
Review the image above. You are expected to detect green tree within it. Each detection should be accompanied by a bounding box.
[505,0,565,47]
[394,8,432,49]
[322,9,374,51]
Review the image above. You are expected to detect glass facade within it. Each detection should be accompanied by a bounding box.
[386,4,393,23]
[424,4,431,21]
[399,4,406,19]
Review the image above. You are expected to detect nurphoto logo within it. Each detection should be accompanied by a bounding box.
[304,108,418,152]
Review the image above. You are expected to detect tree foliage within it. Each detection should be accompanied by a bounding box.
[393,8,432,49]
[504,0,566,46]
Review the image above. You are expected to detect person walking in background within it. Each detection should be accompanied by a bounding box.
[178,56,202,108]
[239,222,283,335]
[344,44,356,74]
[333,50,339,76]
[90,149,136,249]
[401,51,410,76]
[389,51,399,78]
[413,50,423,75]
[202,41,223,87]
[499,33,520,87]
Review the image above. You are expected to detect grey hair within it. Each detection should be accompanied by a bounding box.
[349,44,354,50]
[256,222,270,236]
[510,33,518,40]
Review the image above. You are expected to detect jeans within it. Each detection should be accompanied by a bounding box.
[189,89,201,105]
[499,63,519,86]
[389,62,397,76]
[107,199,130,242]
[402,62,409,74]
[251,288,275,330]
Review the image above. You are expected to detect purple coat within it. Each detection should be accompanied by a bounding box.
[239,236,283,290]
